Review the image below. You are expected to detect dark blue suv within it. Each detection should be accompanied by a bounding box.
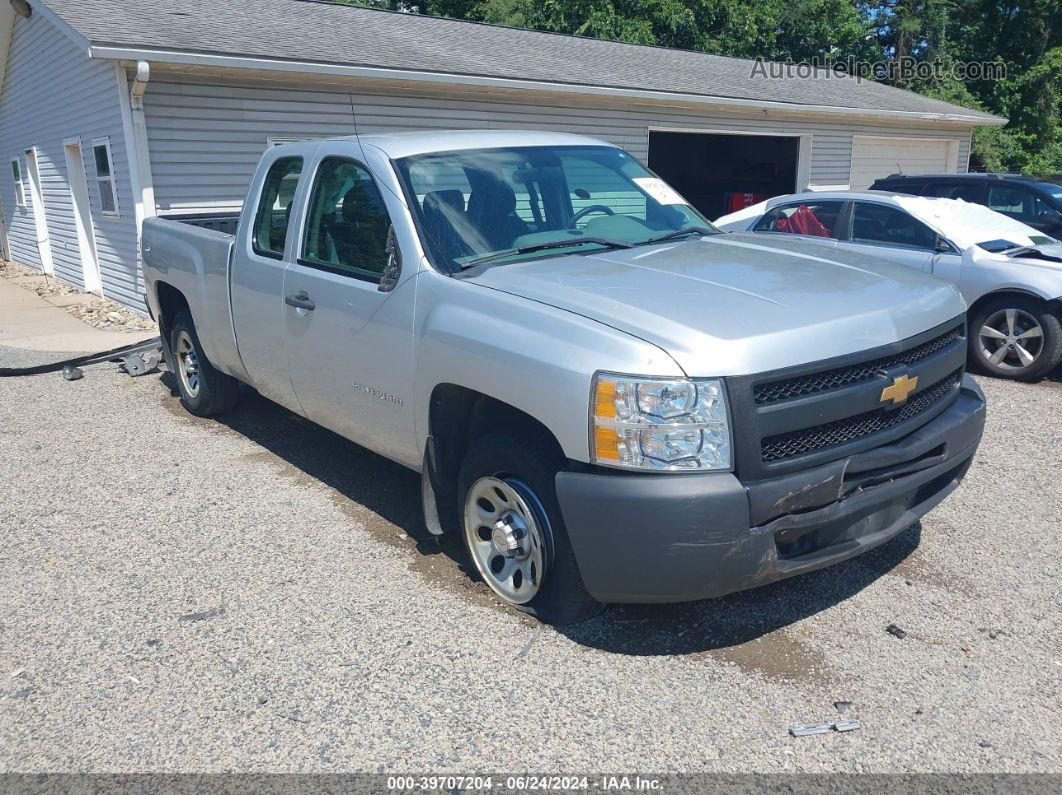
[870,173,1062,239]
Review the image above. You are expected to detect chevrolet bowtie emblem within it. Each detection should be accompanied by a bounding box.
[880,374,919,406]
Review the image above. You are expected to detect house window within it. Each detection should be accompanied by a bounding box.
[11,157,25,207]
[92,138,118,217]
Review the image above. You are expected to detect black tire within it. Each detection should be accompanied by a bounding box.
[457,431,603,625]
[968,296,1062,381]
[168,311,240,416]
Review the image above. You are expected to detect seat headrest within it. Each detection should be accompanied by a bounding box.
[467,178,517,220]
[341,182,379,224]
[423,190,466,214]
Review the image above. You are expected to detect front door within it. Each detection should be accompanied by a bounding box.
[283,153,416,465]
[63,140,103,294]
[24,148,54,275]
[835,201,936,272]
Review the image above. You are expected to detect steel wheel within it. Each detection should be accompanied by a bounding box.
[174,329,201,398]
[463,476,549,605]
[978,308,1045,372]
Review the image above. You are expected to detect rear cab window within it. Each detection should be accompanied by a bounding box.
[252,156,303,259]
[752,201,844,238]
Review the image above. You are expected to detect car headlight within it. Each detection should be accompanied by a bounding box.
[591,373,732,472]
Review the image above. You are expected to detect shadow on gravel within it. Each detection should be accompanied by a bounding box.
[556,523,921,657]
[160,373,471,570]
[162,373,922,657]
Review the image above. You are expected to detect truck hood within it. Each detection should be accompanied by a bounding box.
[463,232,965,376]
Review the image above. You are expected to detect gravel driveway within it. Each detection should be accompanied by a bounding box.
[1,344,1059,774]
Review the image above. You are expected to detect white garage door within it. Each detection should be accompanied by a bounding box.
[849,136,952,190]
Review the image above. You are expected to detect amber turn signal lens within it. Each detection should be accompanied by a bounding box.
[594,377,617,419]
[594,426,621,463]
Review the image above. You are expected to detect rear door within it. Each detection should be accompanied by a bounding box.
[230,148,308,412]
[835,201,938,272]
[282,143,418,465]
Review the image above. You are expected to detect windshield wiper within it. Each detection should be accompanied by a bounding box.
[638,226,718,246]
[459,236,633,269]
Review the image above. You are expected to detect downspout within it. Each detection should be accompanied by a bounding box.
[116,60,156,297]
[129,61,156,223]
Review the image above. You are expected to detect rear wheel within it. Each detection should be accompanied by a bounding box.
[169,311,240,416]
[970,297,1062,380]
[458,432,602,624]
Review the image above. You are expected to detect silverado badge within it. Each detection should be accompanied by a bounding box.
[880,374,919,406]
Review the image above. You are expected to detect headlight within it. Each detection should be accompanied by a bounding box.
[591,373,732,472]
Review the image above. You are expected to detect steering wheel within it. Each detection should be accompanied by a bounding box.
[569,205,615,227]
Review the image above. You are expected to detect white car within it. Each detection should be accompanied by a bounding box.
[716,191,1062,380]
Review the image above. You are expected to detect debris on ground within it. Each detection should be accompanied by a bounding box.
[886,623,908,639]
[789,718,862,737]
[834,701,852,713]
[178,607,225,623]
[62,365,83,382]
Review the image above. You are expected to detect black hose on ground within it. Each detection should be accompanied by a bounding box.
[0,336,163,377]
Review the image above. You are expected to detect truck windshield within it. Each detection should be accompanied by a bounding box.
[395,145,716,271]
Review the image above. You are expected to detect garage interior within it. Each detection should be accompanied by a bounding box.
[648,131,799,221]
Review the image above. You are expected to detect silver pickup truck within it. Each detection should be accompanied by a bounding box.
[142,130,986,624]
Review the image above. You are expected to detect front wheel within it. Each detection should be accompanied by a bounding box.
[458,432,603,624]
[969,297,1062,380]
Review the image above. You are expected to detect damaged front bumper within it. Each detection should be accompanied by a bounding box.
[555,375,986,604]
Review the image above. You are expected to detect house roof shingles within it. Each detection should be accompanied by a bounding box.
[43,0,1003,123]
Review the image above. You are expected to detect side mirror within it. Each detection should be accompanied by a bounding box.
[379,225,401,293]
[934,237,954,253]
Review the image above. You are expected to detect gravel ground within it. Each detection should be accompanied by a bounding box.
[0,345,1059,774]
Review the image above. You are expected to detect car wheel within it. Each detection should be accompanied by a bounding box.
[458,432,603,625]
[169,311,240,416]
[970,297,1062,380]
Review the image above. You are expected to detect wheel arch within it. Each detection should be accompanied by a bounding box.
[423,383,567,535]
[154,281,191,361]
[966,288,1061,322]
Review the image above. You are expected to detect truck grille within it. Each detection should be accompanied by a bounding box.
[760,370,962,462]
[724,317,968,479]
[754,326,962,404]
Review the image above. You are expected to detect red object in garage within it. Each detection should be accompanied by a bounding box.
[724,192,768,213]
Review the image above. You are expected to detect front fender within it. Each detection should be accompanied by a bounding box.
[412,271,681,464]
[961,247,1062,304]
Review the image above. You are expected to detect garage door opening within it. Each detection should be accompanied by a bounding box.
[648,131,799,222]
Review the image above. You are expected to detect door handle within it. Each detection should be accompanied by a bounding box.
[285,291,315,311]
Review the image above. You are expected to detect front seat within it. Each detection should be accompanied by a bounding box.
[466,178,530,251]
[331,181,389,271]
[422,189,470,262]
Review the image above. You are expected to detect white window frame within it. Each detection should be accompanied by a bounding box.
[91,137,120,218]
[11,157,25,207]
[266,136,310,149]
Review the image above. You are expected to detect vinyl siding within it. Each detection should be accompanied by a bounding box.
[143,72,978,214]
[0,13,139,305]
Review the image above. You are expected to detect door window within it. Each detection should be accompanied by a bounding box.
[753,201,844,237]
[987,184,1049,223]
[925,182,984,202]
[849,202,938,250]
[252,156,303,259]
[301,157,392,282]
